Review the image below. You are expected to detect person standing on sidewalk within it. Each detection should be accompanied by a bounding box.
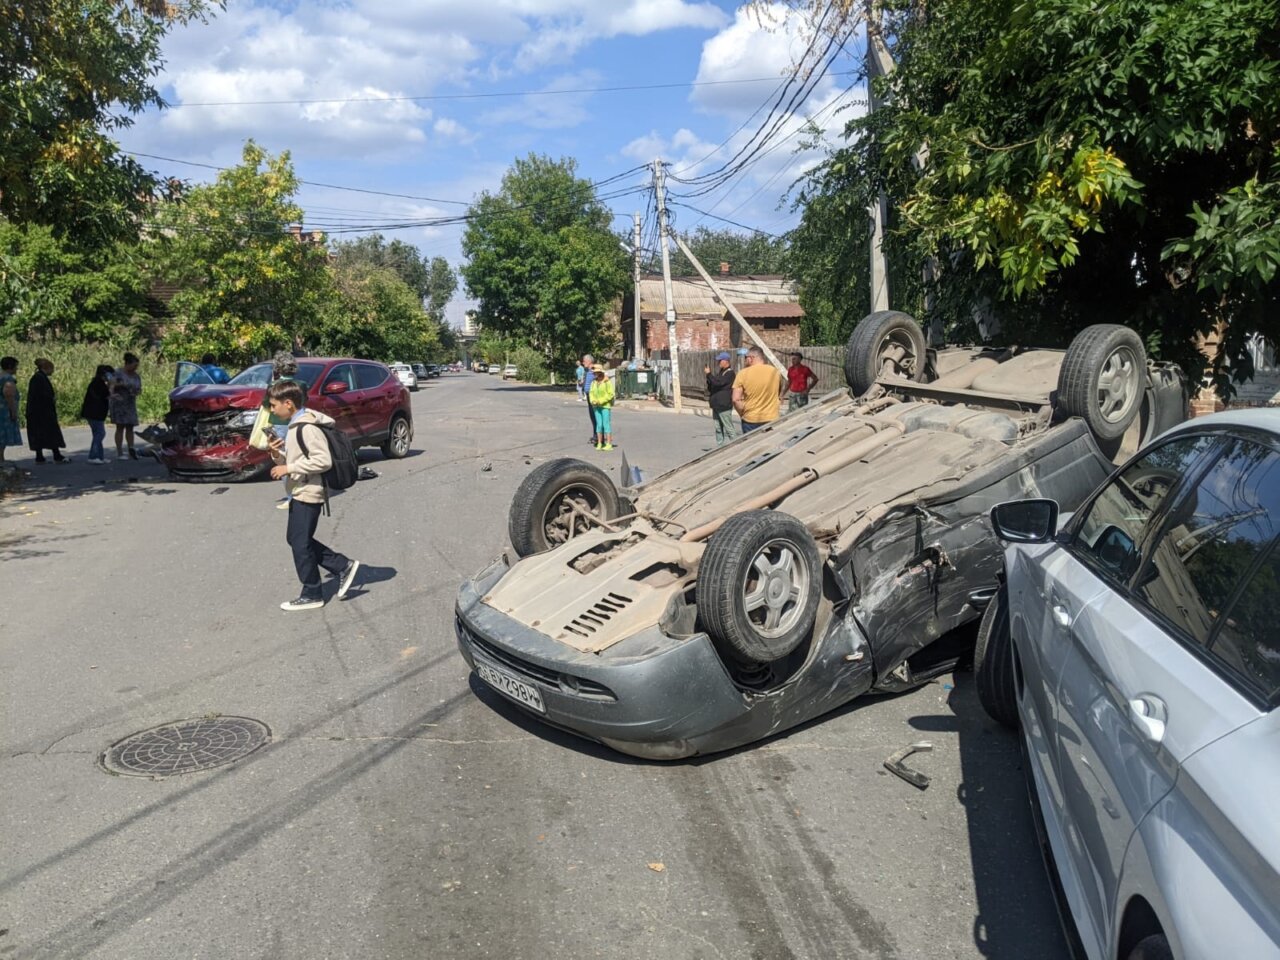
[265,380,360,612]
[80,364,114,464]
[574,358,587,401]
[27,358,69,463]
[0,356,21,462]
[705,351,737,446]
[588,367,615,450]
[731,347,783,433]
[784,353,819,411]
[581,353,598,445]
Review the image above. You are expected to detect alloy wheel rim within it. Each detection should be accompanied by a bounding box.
[742,539,809,639]
[1097,346,1140,424]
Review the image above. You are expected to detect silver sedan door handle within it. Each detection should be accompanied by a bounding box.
[1129,695,1168,744]
[1052,604,1071,627]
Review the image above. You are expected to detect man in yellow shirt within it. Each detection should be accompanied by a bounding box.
[732,346,784,432]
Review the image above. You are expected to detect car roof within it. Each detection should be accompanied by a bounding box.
[1160,407,1280,441]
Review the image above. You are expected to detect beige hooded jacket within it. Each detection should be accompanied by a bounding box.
[270,408,337,504]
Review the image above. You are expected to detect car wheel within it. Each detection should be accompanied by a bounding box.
[697,510,822,666]
[1057,324,1146,442]
[1126,935,1172,960]
[844,310,929,396]
[380,414,411,459]
[974,585,1019,729]
[508,458,622,558]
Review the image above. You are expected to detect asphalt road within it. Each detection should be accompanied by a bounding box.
[1,373,1070,960]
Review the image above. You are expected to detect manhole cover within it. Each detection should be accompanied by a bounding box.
[100,716,271,778]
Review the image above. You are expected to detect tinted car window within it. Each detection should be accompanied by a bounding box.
[355,363,389,389]
[323,364,356,390]
[1213,540,1280,699]
[1136,439,1280,656]
[1075,435,1217,583]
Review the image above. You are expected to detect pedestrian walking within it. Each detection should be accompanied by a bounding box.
[588,367,615,450]
[0,356,22,462]
[705,351,737,446]
[200,353,231,384]
[732,346,784,433]
[80,364,114,464]
[27,358,69,463]
[581,353,599,445]
[785,353,819,411]
[109,352,142,460]
[264,379,360,611]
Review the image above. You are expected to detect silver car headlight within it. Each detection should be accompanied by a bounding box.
[231,410,259,427]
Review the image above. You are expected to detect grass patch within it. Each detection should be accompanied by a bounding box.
[0,340,174,426]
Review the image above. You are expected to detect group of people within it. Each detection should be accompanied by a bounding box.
[706,349,818,445]
[0,352,143,465]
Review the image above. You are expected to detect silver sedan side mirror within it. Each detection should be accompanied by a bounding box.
[991,499,1059,543]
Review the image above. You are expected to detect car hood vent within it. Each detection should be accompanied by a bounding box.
[563,593,633,638]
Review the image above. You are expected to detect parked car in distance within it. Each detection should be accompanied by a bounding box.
[411,362,430,382]
[153,359,414,482]
[502,363,518,380]
[979,408,1280,960]
[390,362,418,392]
[474,362,488,373]
[488,363,502,375]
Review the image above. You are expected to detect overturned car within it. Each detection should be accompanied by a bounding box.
[455,313,1187,759]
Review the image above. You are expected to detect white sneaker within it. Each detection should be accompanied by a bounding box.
[280,596,324,612]
[87,458,106,464]
[336,560,361,600]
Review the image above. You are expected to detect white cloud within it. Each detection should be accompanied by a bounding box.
[432,117,476,144]
[479,71,603,130]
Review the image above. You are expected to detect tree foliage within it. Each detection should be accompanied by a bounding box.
[461,154,628,372]
[316,261,438,362]
[0,0,216,245]
[0,221,147,341]
[790,0,1280,382]
[663,226,790,277]
[145,142,335,364]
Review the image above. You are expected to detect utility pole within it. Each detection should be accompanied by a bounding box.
[633,211,644,361]
[653,159,681,412]
[866,0,894,315]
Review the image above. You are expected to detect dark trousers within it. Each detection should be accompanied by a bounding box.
[286,499,349,599]
[587,400,597,439]
[741,420,765,433]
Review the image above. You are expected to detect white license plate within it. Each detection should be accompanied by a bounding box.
[475,660,545,714]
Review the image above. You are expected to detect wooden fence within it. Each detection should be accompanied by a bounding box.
[649,345,846,403]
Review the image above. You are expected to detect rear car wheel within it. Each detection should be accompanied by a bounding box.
[380,414,411,459]
[974,586,1019,729]
[508,459,622,558]
[1057,324,1146,442]
[697,510,822,666]
[844,310,929,396]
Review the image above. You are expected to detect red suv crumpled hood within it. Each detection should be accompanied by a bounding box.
[168,384,265,412]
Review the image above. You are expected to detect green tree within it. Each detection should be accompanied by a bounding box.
[332,234,432,301]
[424,255,457,323]
[316,261,438,361]
[665,226,790,277]
[0,221,146,340]
[145,141,335,364]
[788,0,1279,383]
[1,0,217,245]
[461,154,628,373]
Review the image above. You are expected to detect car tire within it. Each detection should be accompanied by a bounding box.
[697,510,822,665]
[508,458,622,558]
[380,414,411,459]
[1057,324,1146,442]
[844,310,929,396]
[974,585,1019,730]
[1126,935,1172,960]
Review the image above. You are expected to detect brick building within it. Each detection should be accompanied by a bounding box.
[620,271,803,357]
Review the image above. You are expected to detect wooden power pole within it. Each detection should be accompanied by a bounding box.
[633,210,644,361]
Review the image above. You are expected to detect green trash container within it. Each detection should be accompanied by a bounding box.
[631,367,653,397]
[614,368,638,399]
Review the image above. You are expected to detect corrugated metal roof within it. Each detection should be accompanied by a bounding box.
[731,302,804,319]
[636,274,798,320]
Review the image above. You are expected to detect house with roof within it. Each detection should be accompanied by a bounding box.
[620,266,804,358]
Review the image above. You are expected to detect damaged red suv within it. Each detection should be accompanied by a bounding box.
[154,359,414,482]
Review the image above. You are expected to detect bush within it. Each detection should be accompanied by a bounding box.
[509,344,550,384]
[0,340,173,427]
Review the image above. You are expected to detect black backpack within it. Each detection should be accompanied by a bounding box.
[292,420,359,505]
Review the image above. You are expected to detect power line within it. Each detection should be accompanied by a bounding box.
[166,72,858,108]
[666,201,781,238]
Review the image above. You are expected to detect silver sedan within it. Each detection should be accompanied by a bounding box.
[978,408,1280,960]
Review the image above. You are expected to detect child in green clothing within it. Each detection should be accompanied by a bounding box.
[588,368,615,450]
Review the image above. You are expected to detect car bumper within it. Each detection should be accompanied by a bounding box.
[455,556,875,759]
[156,439,270,481]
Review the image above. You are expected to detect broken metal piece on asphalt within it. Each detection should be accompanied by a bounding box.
[884,741,933,790]
[357,466,379,480]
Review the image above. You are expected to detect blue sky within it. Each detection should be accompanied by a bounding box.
[117,1,866,324]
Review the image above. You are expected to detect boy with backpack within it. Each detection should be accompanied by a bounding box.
[265,380,360,611]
